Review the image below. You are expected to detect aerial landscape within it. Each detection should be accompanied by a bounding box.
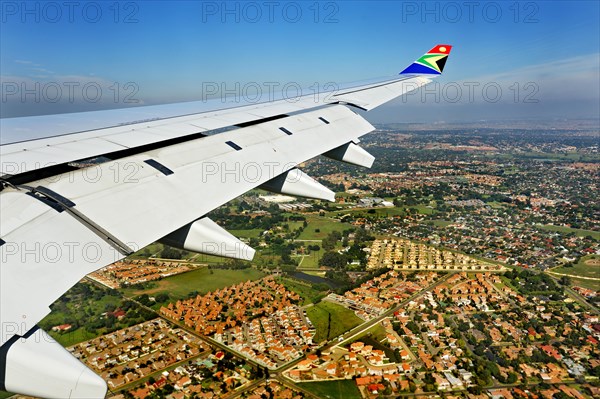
[0,1,598,399]
[3,121,598,399]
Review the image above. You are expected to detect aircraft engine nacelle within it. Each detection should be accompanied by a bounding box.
[0,327,107,398]
[159,217,255,261]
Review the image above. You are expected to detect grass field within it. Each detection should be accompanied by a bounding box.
[278,277,327,304]
[431,219,453,227]
[537,224,599,240]
[298,380,362,399]
[297,215,352,241]
[348,323,388,343]
[567,277,600,291]
[300,270,327,277]
[306,301,363,342]
[0,391,14,398]
[228,228,263,238]
[410,204,437,215]
[128,242,164,258]
[296,247,324,269]
[487,201,508,209]
[551,255,600,280]
[120,267,266,303]
[51,327,99,347]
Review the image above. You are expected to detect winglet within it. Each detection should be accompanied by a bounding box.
[400,44,452,75]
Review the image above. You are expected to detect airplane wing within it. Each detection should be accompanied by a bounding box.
[0,45,451,398]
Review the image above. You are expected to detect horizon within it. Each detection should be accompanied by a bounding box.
[1,1,599,124]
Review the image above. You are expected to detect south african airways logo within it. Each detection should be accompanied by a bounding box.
[400,45,452,75]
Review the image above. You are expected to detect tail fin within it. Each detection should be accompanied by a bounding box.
[400,44,452,75]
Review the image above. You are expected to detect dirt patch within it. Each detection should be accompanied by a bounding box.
[584,259,600,267]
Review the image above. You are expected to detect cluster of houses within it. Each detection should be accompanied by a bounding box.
[286,340,412,384]
[367,238,502,271]
[327,270,439,320]
[160,277,301,336]
[220,305,315,369]
[71,319,207,389]
[572,285,598,298]
[244,380,304,399]
[89,259,196,288]
[430,272,520,312]
[469,304,599,383]
[117,350,255,399]
[285,311,473,397]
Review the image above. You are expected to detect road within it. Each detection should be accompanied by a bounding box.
[268,273,457,396]
[329,272,456,350]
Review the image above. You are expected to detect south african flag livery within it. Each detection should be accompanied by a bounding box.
[400,44,452,75]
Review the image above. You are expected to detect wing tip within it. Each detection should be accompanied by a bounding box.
[400,44,452,75]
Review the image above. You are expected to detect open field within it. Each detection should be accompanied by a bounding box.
[567,277,600,291]
[228,228,264,238]
[551,255,600,280]
[430,219,453,227]
[298,379,362,399]
[347,323,388,343]
[297,215,352,240]
[278,277,327,305]
[299,270,327,277]
[410,204,437,215]
[296,246,324,269]
[51,327,99,347]
[486,201,508,209]
[332,206,407,218]
[537,224,600,240]
[128,242,164,259]
[120,268,266,304]
[306,301,363,343]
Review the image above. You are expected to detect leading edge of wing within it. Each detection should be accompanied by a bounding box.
[0,44,452,147]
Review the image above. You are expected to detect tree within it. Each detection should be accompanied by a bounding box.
[319,251,348,269]
[160,246,183,259]
[559,276,571,286]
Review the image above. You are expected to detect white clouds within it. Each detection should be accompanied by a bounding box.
[0,73,143,117]
[467,52,600,101]
[366,52,600,122]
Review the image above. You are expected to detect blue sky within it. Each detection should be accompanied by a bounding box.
[1,0,599,122]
